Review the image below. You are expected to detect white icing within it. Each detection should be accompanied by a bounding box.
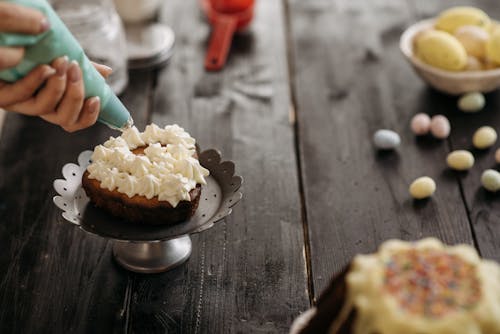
[87,124,209,207]
[121,126,145,149]
[329,238,500,334]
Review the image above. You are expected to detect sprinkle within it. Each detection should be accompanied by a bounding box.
[383,248,481,318]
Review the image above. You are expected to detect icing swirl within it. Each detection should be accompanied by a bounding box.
[87,124,209,207]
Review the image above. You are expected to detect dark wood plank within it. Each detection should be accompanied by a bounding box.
[0,71,153,333]
[127,0,309,333]
[288,0,475,299]
[408,0,500,262]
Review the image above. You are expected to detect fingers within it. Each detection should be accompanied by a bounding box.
[55,61,84,129]
[0,56,102,133]
[0,46,24,70]
[92,62,113,78]
[76,97,100,129]
[41,97,100,132]
[5,56,69,116]
[0,2,49,34]
[0,65,55,107]
[40,61,99,132]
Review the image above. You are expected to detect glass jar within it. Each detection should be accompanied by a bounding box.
[52,0,128,95]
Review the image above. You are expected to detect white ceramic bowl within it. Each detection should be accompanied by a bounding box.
[400,19,500,95]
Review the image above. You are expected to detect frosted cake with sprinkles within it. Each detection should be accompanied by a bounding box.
[294,238,500,334]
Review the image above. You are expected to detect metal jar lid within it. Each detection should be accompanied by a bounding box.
[125,23,175,70]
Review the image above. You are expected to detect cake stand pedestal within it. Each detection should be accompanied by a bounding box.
[53,149,242,274]
[113,236,192,273]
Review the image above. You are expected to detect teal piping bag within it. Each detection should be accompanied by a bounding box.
[0,0,133,130]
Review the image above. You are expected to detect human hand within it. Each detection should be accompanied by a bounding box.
[1,58,112,132]
[0,2,113,132]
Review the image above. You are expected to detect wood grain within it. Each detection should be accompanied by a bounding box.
[126,0,310,333]
[0,71,153,333]
[288,0,475,299]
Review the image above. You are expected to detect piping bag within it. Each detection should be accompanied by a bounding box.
[0,0,133,131]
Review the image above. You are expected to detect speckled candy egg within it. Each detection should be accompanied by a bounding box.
[465,56,484,71]
[415,30,467,71]
[481,169,500,192]
[454,25,489,58]
[409,176,436,199]
[430,115,451,139]
[435,6,491,34]
[373,129,401,150]
[410,113,431,136]
[472,126,497,149]
[458,92,485,112]
[446,150,475,170]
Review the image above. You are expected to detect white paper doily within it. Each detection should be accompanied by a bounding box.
[53,150,93,225]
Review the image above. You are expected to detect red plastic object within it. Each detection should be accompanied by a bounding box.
[201,0,255,71]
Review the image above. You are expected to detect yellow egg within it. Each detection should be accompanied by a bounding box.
[487,29,500,64]
[446,150,475,171]
[472,126,497,149]
[458,92,485,112]
[454,25,489,59]
[488,20,500,34]
[415,31,467,71]
[465,56,484,71]
[435,6,490,34]
[409,176,436,199]
[483,58,500,70]
[481,169,500,192]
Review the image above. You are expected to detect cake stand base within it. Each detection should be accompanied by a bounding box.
[112,235,192,273]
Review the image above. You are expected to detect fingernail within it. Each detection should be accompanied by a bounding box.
[42,66,56,79]
[39,18,50,33]
[101,64,113,73]
[56,56,69,76]
[68,61,81,83]
[89,97,100,114]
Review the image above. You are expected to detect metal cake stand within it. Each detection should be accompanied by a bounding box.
[53,149,243,274]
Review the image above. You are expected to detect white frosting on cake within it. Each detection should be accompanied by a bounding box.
[87,124,209,207]
[329,238,500,334]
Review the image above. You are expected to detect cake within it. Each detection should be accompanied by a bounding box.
[293,238,500,334]
[82,124,210,225]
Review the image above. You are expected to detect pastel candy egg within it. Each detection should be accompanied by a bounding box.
[484,59,500,70]
[458,92,485,112]
[454,25,489,58]
[487,29,500,64]
[495,148,500,163]
[446,150,475,170]
[415,30,467,71]
[472,126,497,149]
[430,115,451,139]
[465,56,483,71]
[488,20,500,34]
[410,113,431,135]
[409,176,436,199]
[435,6,490,34]
[373,129,400,150]
[481,169,500,192]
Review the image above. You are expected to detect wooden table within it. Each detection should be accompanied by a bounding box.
[1,0,500,333]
